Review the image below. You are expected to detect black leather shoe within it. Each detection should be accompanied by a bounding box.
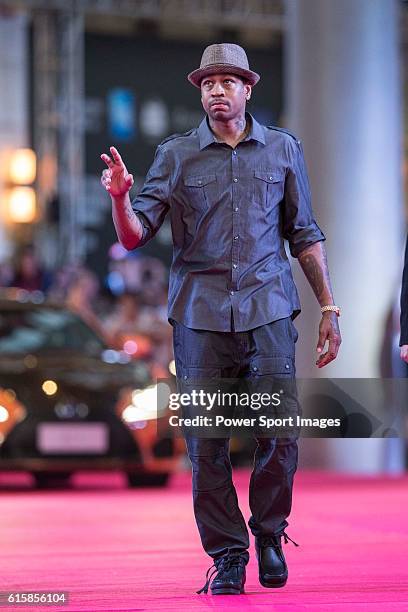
[255,532,299,588]
[197,554,247,595]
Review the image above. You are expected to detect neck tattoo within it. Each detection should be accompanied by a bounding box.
[238,120,249,142]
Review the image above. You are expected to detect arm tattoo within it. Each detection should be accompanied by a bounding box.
[125,204,134,221]
[298,243,333,303]
[300,254,325,300]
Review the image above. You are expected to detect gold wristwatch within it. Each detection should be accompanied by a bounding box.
[321,305,341,317]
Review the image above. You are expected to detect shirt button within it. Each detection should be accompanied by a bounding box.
[234,235,239,240]
[233,150,237,155]
[285,364,290,369]
[183,375,188,379]
[230,290,234,295]
[234,207,239,212]
[269,176,273,181]
[233,178,238,183]
[197,180,202,185]
[252,366,258,372]
[233,264,237,269]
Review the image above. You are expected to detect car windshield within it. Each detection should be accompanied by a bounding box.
[0,307,106,355]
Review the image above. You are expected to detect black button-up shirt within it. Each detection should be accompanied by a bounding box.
[131,112,325,332]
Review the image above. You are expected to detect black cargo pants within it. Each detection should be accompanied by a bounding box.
[171,315,300,565]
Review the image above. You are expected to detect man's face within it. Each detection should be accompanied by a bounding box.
[200,73,251,121]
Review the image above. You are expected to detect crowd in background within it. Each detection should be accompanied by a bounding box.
[0,244,174,379]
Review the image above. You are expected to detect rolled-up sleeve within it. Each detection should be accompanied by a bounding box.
[282,138,325,258]
[130,144,171,248]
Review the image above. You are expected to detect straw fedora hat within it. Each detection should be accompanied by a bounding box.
[187,43,260,88]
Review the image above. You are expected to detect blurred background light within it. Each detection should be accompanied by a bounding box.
[0,405,9,422]
[42,380,58,396]
[8,148,36,184]
[168,360,176,376]
[4,187,36,223]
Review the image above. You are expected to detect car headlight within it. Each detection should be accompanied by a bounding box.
[121,382,171,423]
[0,405,9,422]
[0,388,27,442]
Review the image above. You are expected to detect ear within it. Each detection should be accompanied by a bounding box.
[245,84,252,100]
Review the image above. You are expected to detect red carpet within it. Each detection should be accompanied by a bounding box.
[0,469,407,610]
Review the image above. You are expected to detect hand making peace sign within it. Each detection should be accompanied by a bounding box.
[100,146,134,197]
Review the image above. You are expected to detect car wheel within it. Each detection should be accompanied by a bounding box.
[32,472,73,489]
[127,472,170,488]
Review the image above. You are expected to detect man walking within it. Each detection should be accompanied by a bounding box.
[101,43,341,595]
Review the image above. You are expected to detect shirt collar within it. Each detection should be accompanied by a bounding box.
[198,112,265,150]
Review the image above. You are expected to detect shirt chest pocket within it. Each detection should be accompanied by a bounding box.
[183,174,217,212]
[253,170,285,209]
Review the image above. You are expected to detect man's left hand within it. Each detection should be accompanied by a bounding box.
[316,312,342,368]
[400,345,408,363]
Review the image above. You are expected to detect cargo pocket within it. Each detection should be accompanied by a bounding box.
[248,356,294,378]
[246,356,300,432]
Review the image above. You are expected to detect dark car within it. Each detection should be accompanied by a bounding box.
[0,291,181,488]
